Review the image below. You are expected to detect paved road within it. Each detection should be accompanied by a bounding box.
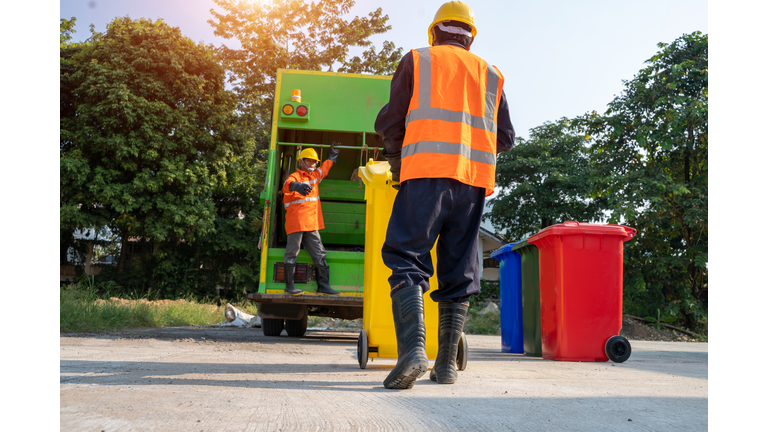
[60,327,707,431]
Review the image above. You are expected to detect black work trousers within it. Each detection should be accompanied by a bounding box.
[382,178,485,303]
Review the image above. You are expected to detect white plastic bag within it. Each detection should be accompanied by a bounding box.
[218,303,261,328]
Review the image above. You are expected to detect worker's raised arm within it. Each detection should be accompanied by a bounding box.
[315,159,334,181]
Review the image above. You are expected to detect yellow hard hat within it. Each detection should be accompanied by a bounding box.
[428,1,477,46]
[298,148,320,162]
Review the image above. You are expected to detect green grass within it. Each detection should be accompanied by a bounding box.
[60,283,258,333]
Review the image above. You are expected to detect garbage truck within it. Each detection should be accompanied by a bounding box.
[247,69,391,337]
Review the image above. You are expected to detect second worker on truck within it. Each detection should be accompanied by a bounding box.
[282,144,341,296]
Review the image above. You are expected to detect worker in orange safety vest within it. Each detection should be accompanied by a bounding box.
[374,1,515,389]
[281,144,340,296]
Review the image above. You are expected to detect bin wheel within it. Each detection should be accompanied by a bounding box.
[357,330,368,369]
[262,318,285,337]
[456,332,468,371]
[285,314,308,337]
[605,335,631,363]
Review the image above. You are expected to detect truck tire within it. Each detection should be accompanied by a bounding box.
[262,318,285,336]
[285,314,308,337]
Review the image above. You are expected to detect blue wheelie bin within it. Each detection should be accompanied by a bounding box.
[491,242,524,353]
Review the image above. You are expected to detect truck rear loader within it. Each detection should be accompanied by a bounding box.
[248,69,391,337]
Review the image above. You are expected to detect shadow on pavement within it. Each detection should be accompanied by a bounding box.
[62,327,360,346]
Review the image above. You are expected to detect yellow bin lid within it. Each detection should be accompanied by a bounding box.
[359,159,397,190]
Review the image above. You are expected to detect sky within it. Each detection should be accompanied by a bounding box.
[60,0,708,139]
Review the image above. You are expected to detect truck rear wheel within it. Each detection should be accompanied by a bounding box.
[285,314,308,337]
[262,318,285,336]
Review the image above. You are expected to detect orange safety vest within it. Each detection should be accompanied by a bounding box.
[282,159,334,235]
[401,45,505,197]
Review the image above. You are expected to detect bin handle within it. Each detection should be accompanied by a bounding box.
[605,224,637,240]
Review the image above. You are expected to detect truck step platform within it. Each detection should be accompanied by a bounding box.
[247,293,363,307]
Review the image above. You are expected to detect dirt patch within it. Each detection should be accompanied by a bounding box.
[310,317,363,330]
[620,315,699,342]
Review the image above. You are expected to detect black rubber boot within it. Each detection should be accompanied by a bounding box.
[429,301,469,384]
[283,264,302,295]
[383,285,428,389]
[314,265,339,295]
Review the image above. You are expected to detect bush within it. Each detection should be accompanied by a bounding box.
[464,304,500,335]
[469,279,499,308]
[465,280,501,335]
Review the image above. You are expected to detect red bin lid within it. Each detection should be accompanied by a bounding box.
[528,221,636,245]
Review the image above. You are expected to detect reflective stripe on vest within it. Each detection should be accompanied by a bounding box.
[400,46,504,196]
[401,140,496,166]
[284,196,320,209]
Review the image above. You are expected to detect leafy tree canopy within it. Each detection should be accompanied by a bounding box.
[339,40,404,75]
[576,32,708,325]
[209,0,402,147]
[486,118,606,241]
[60,17,77,44]
[60,16,251,273]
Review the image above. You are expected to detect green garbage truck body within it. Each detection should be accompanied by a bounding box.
[248,69,391,334]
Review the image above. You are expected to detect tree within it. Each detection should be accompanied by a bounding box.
[576,32,708,327]
[60,17,249,276]
[486,118,606,240]
[61,17,91,266]
[338,40,403,75]
[209,0,401,148]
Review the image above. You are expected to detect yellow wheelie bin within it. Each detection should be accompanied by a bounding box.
[356,160,468,370]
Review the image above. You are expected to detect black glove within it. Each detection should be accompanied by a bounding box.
[328,142,340,163]
[290,182,313,196]
[384,151,401,183]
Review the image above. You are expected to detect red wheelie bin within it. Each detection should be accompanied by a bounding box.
[528,221,636,363]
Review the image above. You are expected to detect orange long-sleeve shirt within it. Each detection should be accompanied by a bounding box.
[282,159,334,235]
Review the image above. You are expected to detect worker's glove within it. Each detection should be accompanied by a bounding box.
[384,151,401,186]
[290,182,313,196]
[328,142,340,163]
